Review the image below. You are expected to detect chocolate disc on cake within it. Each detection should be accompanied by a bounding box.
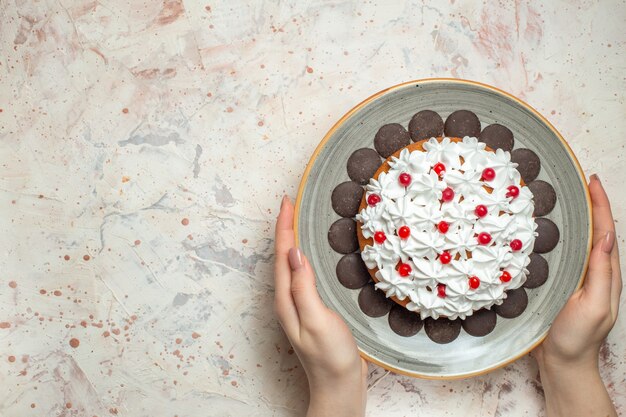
[494,288,528,318]
[328,218,359,254]
[358,282,394,317]
[388,305,423,337]
[524,253,549,289]
[347,148,381,185]
[374,123,411,158]
[479,123,514,152]
[336,253,370,289]
[331,181,364,218]
[511,148,541,183]
[462,308,497,337]
[424,318,462,344]
[527,180,557,216]
[408,110,444,142]
[444,110,481,138]
[533,218,560,253]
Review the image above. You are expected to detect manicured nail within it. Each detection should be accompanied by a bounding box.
[602,231,615,253]
[590,173,600,183]
[288,247,304,270]
[281,195,290,209]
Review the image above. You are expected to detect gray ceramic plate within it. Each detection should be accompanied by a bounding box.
[295,79,591,379]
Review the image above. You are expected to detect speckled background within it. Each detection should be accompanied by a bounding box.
[0,1,624,416]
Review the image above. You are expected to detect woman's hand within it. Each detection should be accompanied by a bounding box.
[274,196,368,417]
[533,174,621,417]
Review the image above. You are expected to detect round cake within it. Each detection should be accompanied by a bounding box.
[355,137,537,320]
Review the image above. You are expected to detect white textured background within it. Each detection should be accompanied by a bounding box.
[0,0,624,416]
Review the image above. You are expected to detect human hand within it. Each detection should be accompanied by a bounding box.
[274,196,368,417]
[534,174,620,417]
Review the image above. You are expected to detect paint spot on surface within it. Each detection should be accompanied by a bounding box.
[122,108,129,114]
[30,404,36,409]
[83,254,90,261]
[0,322,11,329]
[181,218,189,226]
[40,289,47,294]
[69,338,80,348]
[226,106,234,113]
[175,338,182,344]
[8,356,16,362]
[258,121,264,126]
[231,380,238,387]
[134,240,141,245]
[156,0,185,25]
[64,255,70,261]
[66,402,72,409]
[54,290,62,296]
[191,332,201,339]
[8,281,17,288]
[122,176,131,183]
[306,66,314,73]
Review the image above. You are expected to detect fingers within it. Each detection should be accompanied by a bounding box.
[583,231,614,304]
[588,175,622,315]
[274,196,299,335]
[589,175,615,245]
[288,248,327,327]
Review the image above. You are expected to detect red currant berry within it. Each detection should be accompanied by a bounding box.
[398,263,412,277]
[398,226,410,239]
[481,167,496,181]
[510,239,522,251]
[367,193,381,206]
[374,231,386,244]
[441,187,455,202]
[433,162,446,176]
[437,221,450,234]
[437,283,446,298]
[475,204,488,218]
[468,276,480,289]
[399,172,412,186]
[506,185,520,198]
[500,271,512,282]
[439,251,452,264]
[477,232,492,245]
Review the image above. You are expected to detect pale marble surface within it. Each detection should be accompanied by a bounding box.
[0,0,624,416]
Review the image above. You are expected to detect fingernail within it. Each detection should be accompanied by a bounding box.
[281,195,290,209]
[590,173,600,183]
[602,231,615,253]
[288,247,304,270]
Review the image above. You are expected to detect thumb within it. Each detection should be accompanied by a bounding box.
[288,247,327,322]
[583,231,615,301]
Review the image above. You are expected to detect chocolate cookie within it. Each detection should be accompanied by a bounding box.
[444,110,481,138]
[524,253,549,289]
[527,180,557,216]
[494,288,528,318]
[336,253,371,289]
[388,305,423,337]
[424,317,462,344]
[533,218,560,253]
[462,308,497,337]
[479,123,514,152]
[328,218,359,254]
[347,148,381,185]
[331,181,364,218]
[374,123,411,158]
[408,110,444,142]
[511,148,541,183]
[358,283,394,317]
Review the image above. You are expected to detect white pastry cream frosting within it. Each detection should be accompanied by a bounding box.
[356,137,537,320]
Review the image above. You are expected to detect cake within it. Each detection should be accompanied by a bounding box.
[355,136,536,320]
[329,108,559,343]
